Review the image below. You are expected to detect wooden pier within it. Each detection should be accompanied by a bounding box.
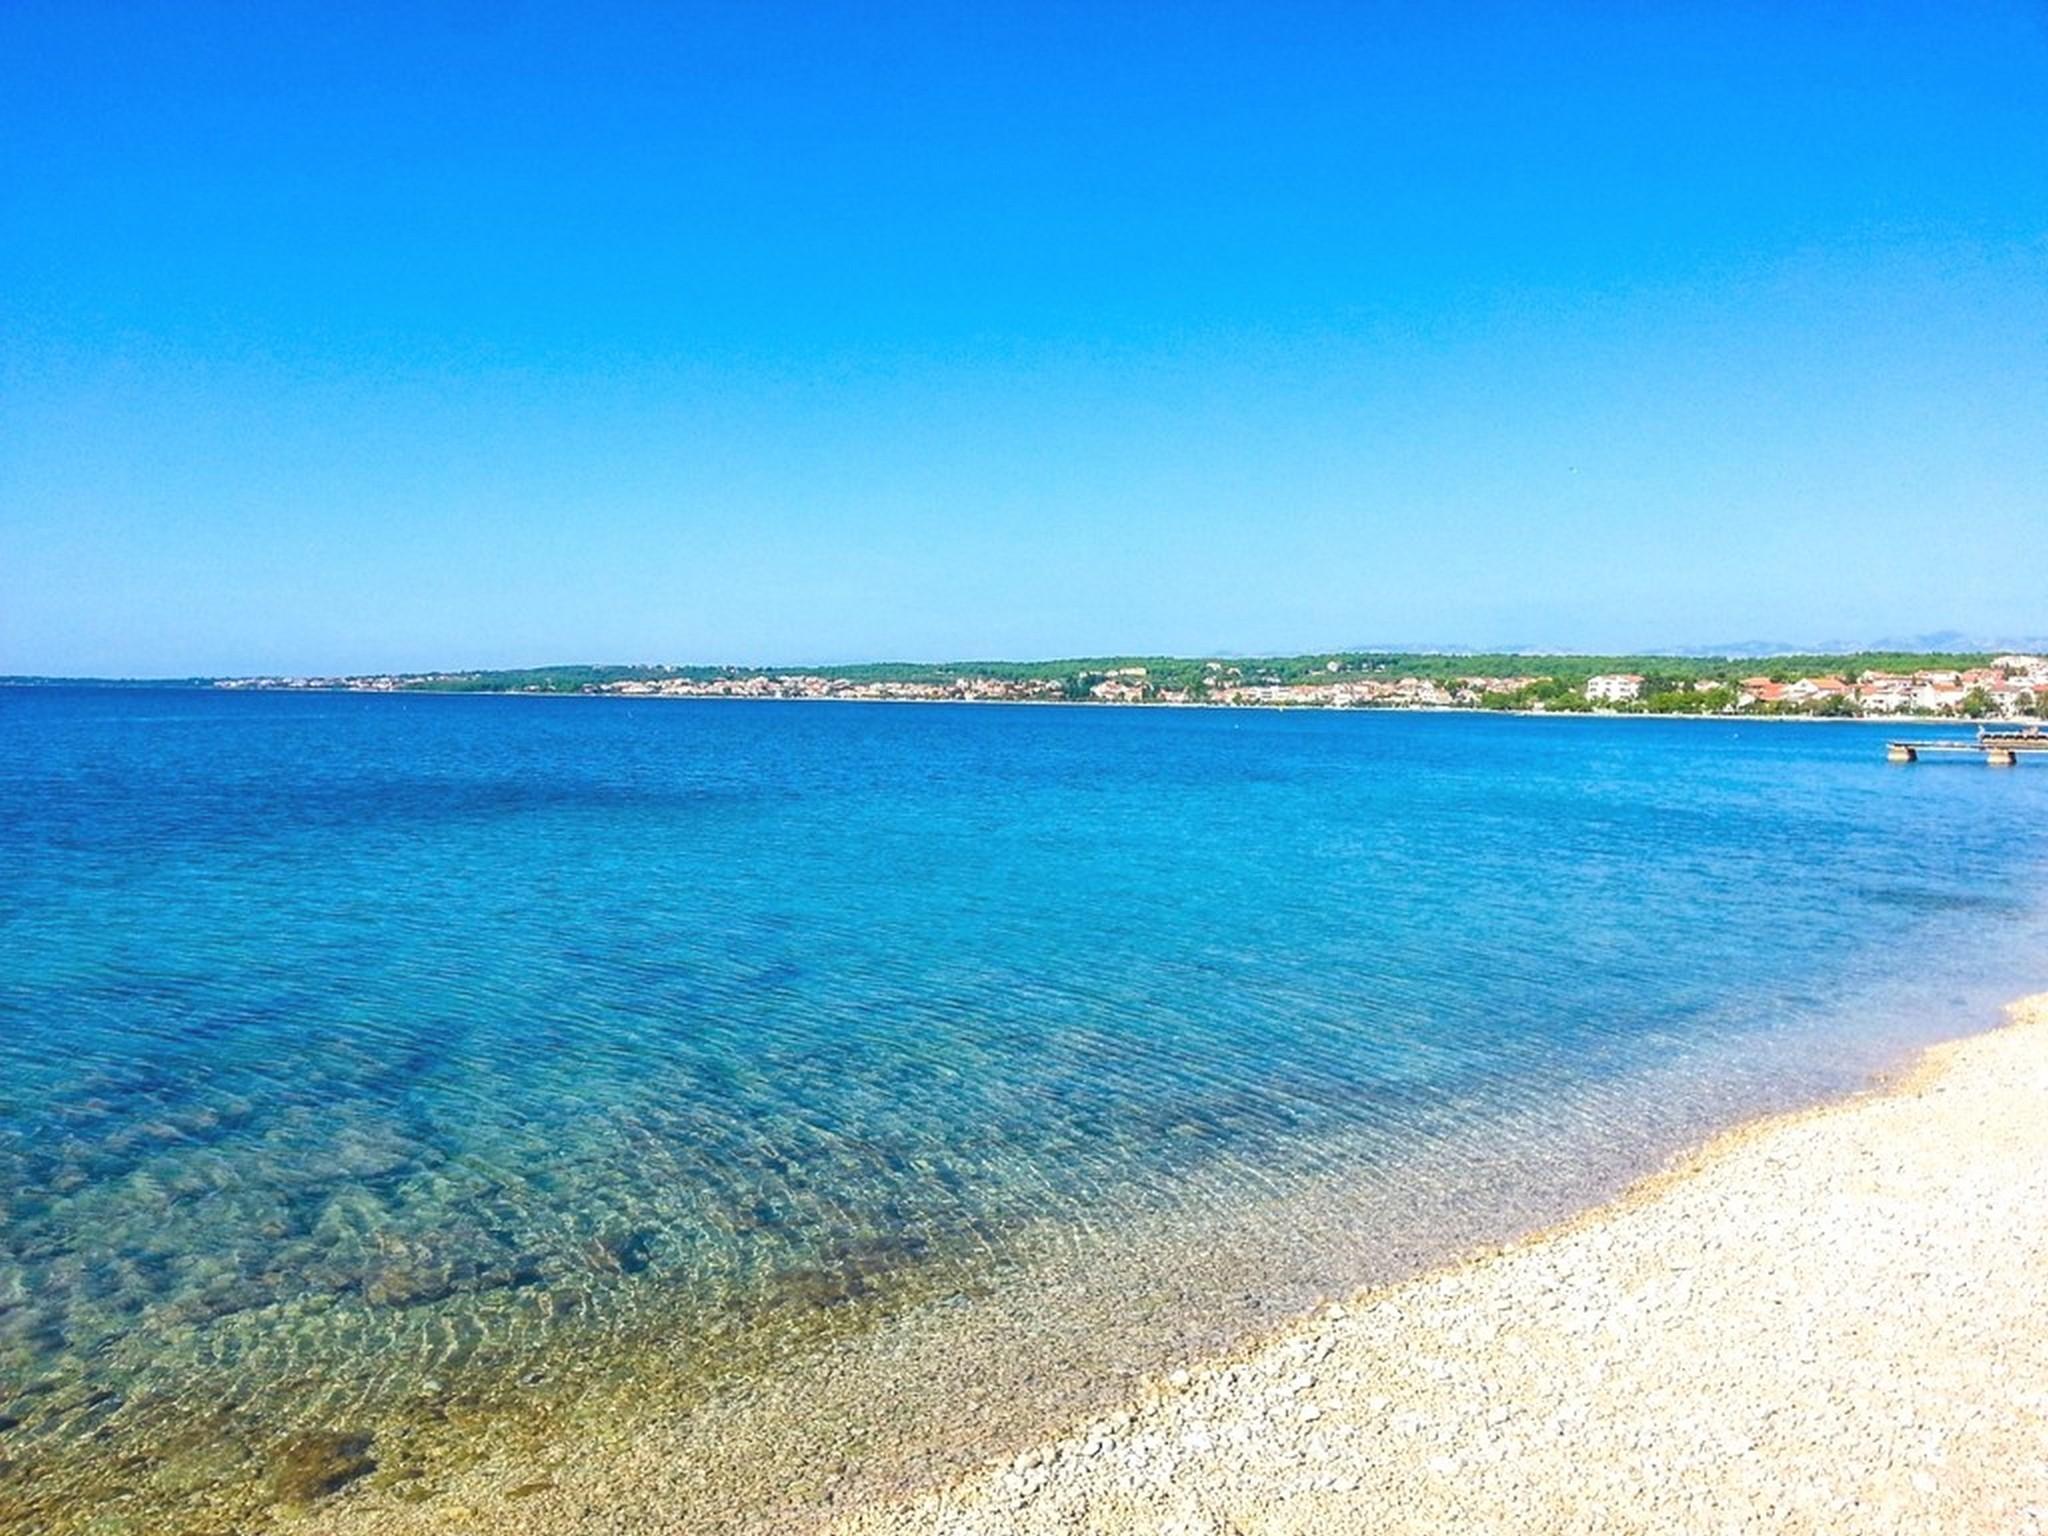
[1887,729,2048,766]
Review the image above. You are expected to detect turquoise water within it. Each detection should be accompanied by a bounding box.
[3,688,2046,1530]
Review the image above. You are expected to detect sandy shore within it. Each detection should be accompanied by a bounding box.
[829,996,2048,1536]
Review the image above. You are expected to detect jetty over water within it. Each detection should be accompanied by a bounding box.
[1887,728,2048,766]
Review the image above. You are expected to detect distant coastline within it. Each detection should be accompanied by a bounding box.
[15,646,2045,724]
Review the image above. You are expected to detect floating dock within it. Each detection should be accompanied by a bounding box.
[1887,729,2048,766]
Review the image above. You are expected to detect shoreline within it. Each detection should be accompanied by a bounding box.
[292,993,2048,1536]
[828,995,2048,1535]
[17,680,2033,727]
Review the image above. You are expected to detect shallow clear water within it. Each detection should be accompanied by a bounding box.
[3,689,2045,1530]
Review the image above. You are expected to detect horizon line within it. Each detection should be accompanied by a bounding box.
[10,639,2046,687]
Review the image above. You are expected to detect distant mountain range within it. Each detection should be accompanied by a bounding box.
[1674,632,2048,659]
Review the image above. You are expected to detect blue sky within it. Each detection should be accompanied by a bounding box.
[3,2,2044,675]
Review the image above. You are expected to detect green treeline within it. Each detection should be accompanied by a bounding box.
[385,650,2000,697]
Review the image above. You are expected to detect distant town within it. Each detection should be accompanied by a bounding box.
[201,651,2048,719]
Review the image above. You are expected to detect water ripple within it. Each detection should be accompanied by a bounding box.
[1,691,2044,1531]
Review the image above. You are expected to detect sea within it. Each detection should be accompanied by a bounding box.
[3,686,2045,1532]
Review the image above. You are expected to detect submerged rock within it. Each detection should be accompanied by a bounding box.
[363,1263,456,1309]
[582,1226,656,1276]
[271,1431,375,1505]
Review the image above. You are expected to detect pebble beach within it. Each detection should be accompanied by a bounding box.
[831,994,2048,1536]
[297,994,2048,1536]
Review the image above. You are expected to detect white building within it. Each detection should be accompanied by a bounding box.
[1913,683,1967,713]
[1988,683,2030,718]
[1585,673,1645,704]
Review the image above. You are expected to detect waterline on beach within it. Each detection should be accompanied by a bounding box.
[827,993,2048,1535]
[302,986,2048,1535]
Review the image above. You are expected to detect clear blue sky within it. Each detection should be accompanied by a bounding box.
[3,2,2044,675]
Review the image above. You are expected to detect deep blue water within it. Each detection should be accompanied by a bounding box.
[3,687,2046,1527]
